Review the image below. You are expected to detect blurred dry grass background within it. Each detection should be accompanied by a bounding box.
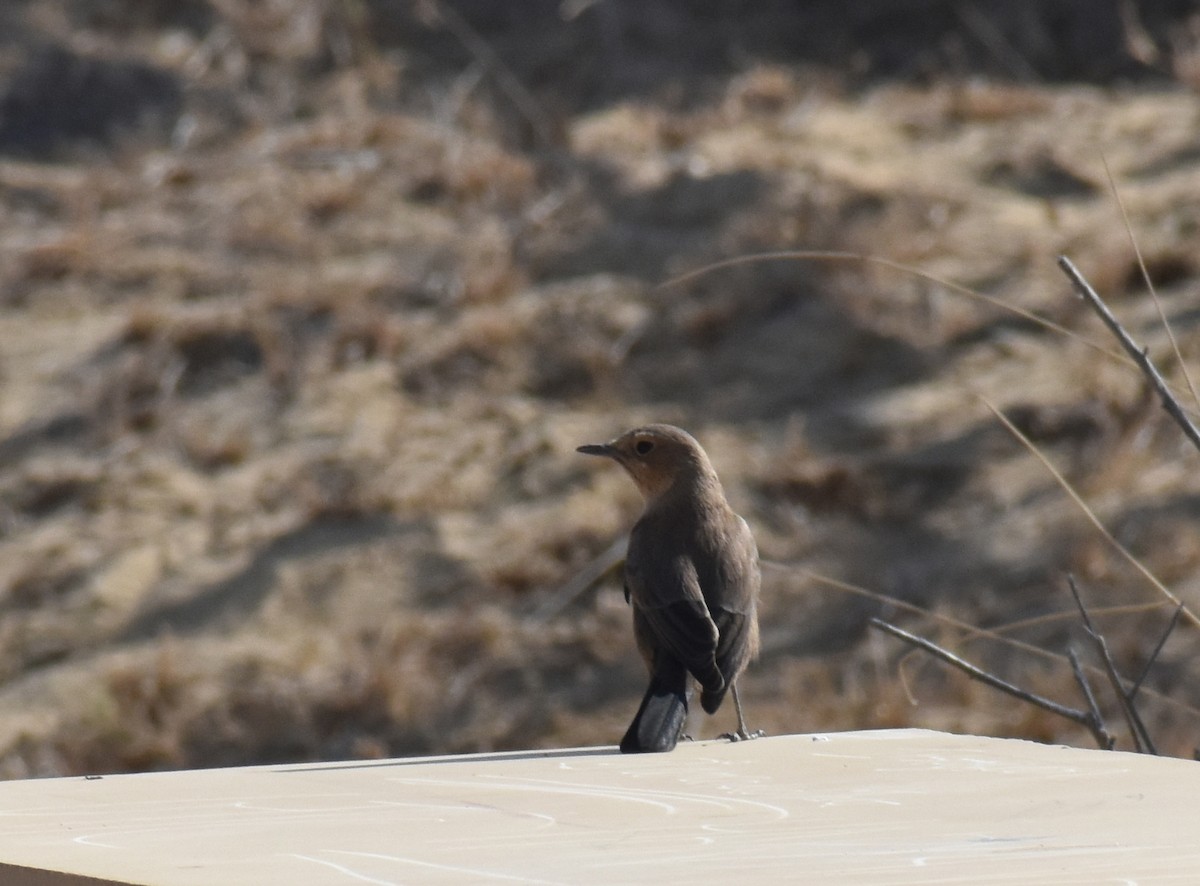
[3,0,1200,777]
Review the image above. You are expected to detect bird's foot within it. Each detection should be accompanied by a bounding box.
[719,729,766,743]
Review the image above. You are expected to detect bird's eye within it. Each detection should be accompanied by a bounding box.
[635,440,654,455]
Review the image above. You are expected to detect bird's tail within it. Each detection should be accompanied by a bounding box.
[620,667,689,753]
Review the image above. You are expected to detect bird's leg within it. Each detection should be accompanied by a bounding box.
[732,683,751,739]
[720,683,765,742]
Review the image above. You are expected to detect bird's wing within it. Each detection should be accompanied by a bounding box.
[712,606,753,675]
[711,515,760,617]
[626,548,722,688]
[703,514,760,676]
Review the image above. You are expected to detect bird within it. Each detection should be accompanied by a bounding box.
[577,424,760,753]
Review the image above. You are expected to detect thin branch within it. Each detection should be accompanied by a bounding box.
[1058,255,1200,454]
[1130,601,1184,700]
[1067,575,1156,755]
[869,618,1094,728]
[1068,645,1115,750]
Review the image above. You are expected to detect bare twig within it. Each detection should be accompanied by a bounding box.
[1068,645,1115,750]
[869,618,1094,728]
[1058,255,1200,454]
[1067,576,1156,755]
[1130,601,1184,700]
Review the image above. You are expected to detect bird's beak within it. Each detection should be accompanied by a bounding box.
[576,443,615,458]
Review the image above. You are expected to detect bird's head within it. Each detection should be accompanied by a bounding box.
[577,424,715,501]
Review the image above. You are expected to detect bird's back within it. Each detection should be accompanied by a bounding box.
[627,492,760,687]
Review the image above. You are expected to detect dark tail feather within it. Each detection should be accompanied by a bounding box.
[620,673,688,754]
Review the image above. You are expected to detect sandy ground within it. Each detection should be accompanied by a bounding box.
[1,1,1200,777]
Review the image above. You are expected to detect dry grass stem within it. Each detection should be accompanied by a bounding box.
[982,396,1199,629]
[1102,155,1200,409]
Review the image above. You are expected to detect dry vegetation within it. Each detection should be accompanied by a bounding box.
[2,0,1200,777]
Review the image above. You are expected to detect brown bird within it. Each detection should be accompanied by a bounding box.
[577,424,760,753]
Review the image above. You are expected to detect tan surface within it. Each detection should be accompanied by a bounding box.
[0,730,1195,885]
